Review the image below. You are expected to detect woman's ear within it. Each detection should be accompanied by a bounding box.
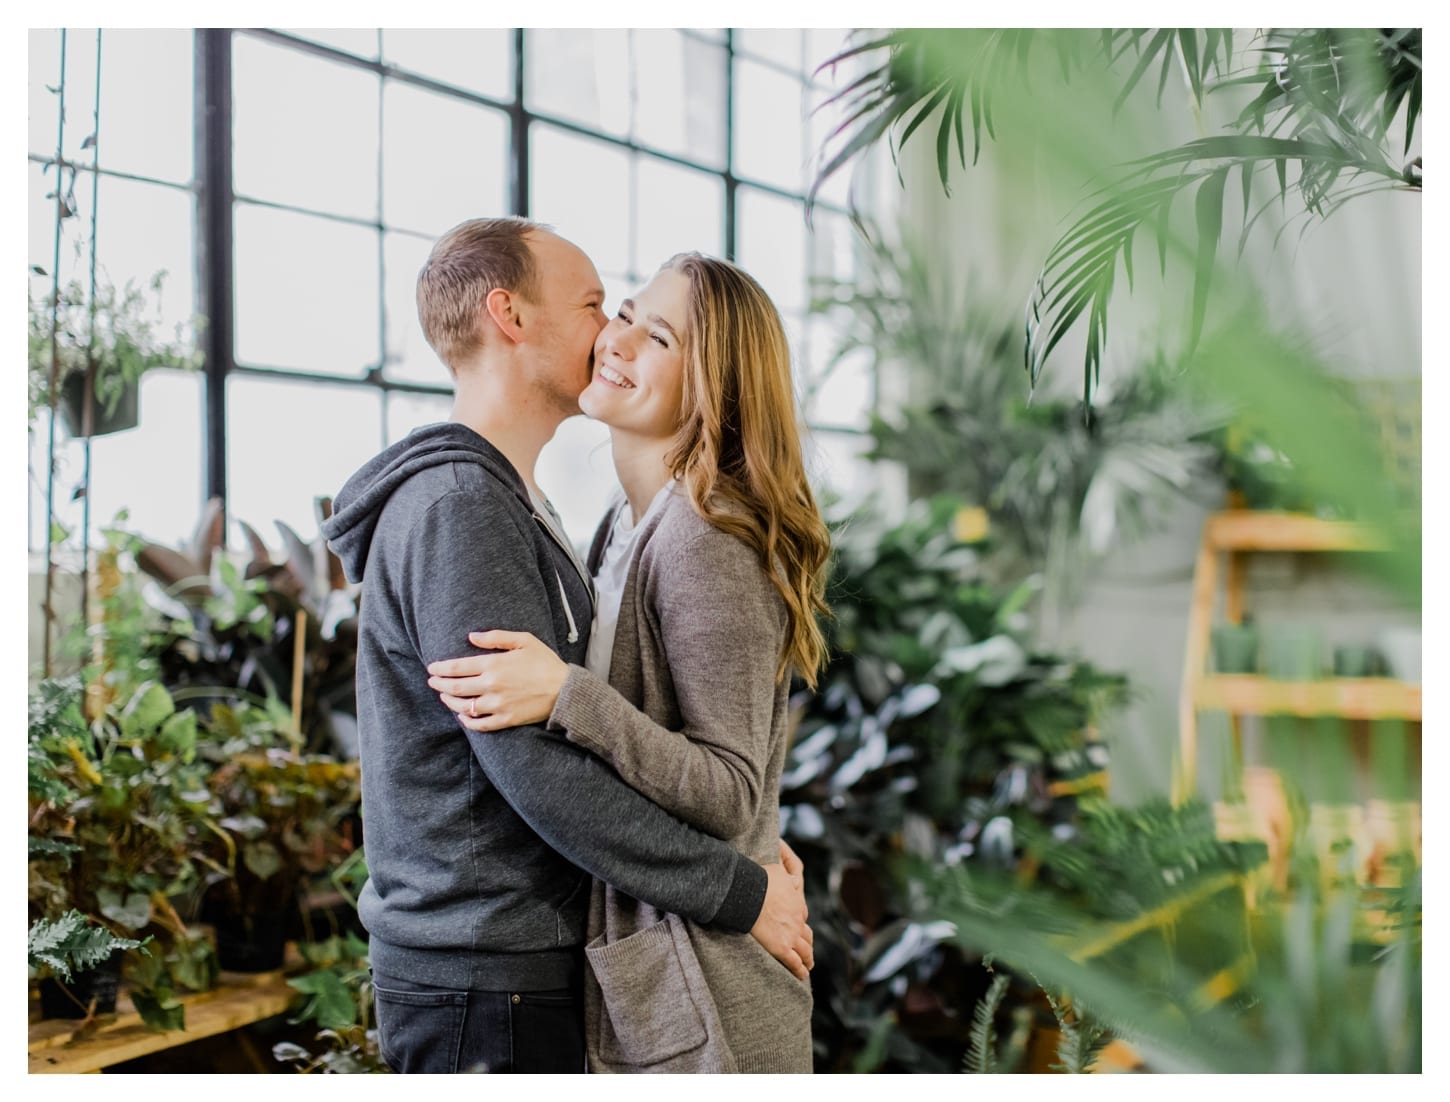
[483,287,525,344]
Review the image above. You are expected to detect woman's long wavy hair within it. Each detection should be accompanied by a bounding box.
[662,252,831,688]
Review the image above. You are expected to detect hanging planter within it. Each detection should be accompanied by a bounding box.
[58,369,140,438]
[28,271,203,436]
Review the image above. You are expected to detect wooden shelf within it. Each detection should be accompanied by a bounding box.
[1176,509,1419,804]
[1203,511,1384,552]
[30,963,301,1074]
[1195,676,1421,720]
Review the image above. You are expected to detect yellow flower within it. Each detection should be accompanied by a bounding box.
[954,507,990,544]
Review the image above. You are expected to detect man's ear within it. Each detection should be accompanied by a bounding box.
[482,287,525,345]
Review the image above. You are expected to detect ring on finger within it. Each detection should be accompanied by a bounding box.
[470,697,478,718]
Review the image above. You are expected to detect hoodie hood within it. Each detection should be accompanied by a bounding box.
[323,422,530,584]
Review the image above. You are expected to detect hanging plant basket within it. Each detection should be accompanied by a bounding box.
[58,370,140,438]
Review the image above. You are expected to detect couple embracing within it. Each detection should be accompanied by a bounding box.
[324,217,831,1074]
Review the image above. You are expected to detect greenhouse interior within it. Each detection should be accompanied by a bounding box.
[25,26,1427,1077]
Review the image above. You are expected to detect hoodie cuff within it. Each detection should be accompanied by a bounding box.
[710,854,768,934]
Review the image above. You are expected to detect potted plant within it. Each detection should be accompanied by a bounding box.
[29,910,149,1020]
[28,675,220,1030]
[28,270,203,438]
[1210,620,1259,674]
[196,698,362,973]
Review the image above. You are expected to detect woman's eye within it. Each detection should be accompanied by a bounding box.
[651,333,668,347]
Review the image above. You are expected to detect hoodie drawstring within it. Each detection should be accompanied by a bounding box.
[555,571,580,644]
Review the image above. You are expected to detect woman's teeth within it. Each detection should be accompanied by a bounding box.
[599,365,635,389]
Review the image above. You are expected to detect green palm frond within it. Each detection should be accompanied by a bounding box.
[811,27,1420,404]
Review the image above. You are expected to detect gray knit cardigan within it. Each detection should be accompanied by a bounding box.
[545,487,813,1074]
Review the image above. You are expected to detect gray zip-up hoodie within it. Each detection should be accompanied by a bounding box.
[323,422,767,992]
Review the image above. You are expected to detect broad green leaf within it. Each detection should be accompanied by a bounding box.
[97,887,154,931]
[243,840,283,880]
[121,680,174,737]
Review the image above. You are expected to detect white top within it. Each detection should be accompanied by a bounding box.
[585,480,678,681]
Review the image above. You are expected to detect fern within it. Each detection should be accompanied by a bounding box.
[1041,983,1111,1073]
[29,910,148,983]
[965,970,1012,1072]
[28,836,81,865]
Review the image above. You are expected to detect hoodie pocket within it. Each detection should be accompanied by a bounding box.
[585,916,710,1067]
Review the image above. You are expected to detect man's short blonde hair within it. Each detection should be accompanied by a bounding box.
[415,216,551,373]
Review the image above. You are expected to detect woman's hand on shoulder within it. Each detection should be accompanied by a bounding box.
[426,630,568,732]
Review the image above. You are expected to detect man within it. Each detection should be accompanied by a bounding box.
[323,217,813,1074]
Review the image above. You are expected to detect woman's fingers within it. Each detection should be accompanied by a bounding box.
[428,673,489,697]
[439,693,518,732]
[467,630,536,650]
[797,935,815,972]
[426,655,488,677]
[781,948,808,983]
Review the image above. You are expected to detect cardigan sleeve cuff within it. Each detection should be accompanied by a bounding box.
[547,664,623,757]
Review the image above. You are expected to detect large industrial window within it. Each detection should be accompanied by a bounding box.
[27,28,887,552]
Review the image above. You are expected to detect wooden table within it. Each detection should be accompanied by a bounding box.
[30,964,301,1074]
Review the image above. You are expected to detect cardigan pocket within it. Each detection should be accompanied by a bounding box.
[584,915,712,1067]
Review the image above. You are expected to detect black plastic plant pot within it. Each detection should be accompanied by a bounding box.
[59,371,140,438]
[213,910,290,973]
[38,953,122,1019]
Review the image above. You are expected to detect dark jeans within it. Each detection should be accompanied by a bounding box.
[371,968,586,1074]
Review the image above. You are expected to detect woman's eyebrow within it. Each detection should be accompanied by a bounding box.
[646,313,680,341]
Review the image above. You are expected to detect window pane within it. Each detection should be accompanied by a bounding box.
[385,391,452,445]
[228,375,383,542]
[383,231,446,385]
[29,162,89,291]
[93,176,196,340]
[33,30,193,183]
[733,57,805,192]
[525,30,630,139]
[635,157,724,272]
[734,29,803,73]
[806,81,855,209]
[537,416,618,550]
[805,29,851,75]
[807,429,877,508]
[96,29,194,184]
[383,83,508,236]
[632,31,726,169]
[233,35,379,220]
[276,28,379,59]
[736,187,806,314]
[29,370,204,551]
[601,273,633,318]
[382,29,512,99]
[807,207,858,287]
[234,203,379,375]
[29,30,63,159]
[803,317,873,430]
[530,126,630,276]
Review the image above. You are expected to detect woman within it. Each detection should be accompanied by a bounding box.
[423,253,831,1073]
